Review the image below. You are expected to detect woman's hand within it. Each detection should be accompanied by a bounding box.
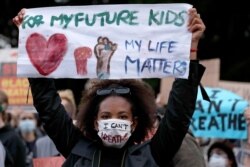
[188,8,206,60]
[188,8,206,48]
[12,8,26,27]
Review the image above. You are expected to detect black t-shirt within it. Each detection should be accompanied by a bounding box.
[100,147,126,167]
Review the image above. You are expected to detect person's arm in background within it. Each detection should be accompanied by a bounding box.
[244,108,250,148]
[150,8,206,166]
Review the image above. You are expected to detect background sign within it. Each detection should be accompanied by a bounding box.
[0,49,33,107]
[190,87,249,139]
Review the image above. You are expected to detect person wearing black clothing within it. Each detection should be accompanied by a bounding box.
[0,125,27,167]
[13,7,206,167]
[0,90,26,167]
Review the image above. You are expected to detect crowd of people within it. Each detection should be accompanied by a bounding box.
[1,82,250,167]
[1,86,250,167]
[0,88,77,167]
[0,5,249,167]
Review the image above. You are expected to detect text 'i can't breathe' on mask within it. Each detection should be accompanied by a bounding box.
[97,119,132,148]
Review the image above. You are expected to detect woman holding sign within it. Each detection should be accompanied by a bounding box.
[13,7,206,167]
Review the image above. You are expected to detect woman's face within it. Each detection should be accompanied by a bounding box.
[94,96,137,129]
[209,148,231,167]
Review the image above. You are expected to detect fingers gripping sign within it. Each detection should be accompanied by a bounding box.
[13,8,44,29]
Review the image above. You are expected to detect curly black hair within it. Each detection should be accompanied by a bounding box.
[76,79,157,144]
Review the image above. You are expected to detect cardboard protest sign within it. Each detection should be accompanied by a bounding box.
[219,80,250,104]
[0,49,33,106]
[157,58,221,106]
[17,4,193,79]
[190,87,249,139]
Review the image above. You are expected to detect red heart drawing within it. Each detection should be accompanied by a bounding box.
[26,33,68,76]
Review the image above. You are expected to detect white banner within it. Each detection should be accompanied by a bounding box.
[17,3,192,79]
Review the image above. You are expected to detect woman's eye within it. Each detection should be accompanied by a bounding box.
[101,115,110,119]
[119,115,128,119]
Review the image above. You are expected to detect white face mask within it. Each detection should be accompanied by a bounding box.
[208,153,228,167]
[97,119,132,148]
[18,120,36,133]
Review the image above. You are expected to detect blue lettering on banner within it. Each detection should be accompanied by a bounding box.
[124,55,187,76]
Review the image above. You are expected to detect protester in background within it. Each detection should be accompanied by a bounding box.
[207,141,238,167]
[17,110,43,167]
[0,141,6,167]
[0,90,26,167]
[34,89,77,158]
[14,7,206,167]
[245,107,250,125]
[236,107,250,167]
[244,107,250,145]
[236,145,250,167]
[58,89,77,120]
[7,107,24,129]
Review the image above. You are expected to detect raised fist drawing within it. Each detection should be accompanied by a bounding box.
[94,37,117,79]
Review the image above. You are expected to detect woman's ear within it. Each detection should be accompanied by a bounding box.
[94,118,99,131]
[131,117,138,132]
